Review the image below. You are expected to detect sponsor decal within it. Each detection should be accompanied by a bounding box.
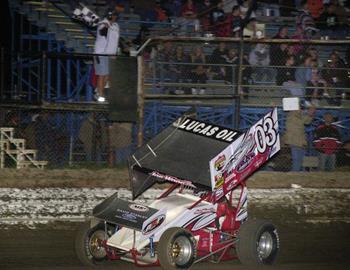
[226,179,238,191]
[194,208,215,215]
[236,152,255,172]
[214,174,224,189]
[214,155,226,171]
[115,209,148,219]
[214,187,224,201]
[121,212,137,223]
[174,117,241,143]
[150,171,196,188]
[142,215,166,235]
[129,204,149,212]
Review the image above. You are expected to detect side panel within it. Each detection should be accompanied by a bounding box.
[209,108,280,202]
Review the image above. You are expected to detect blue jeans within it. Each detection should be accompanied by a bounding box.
[318,153,336,171]
[291,145,305,171]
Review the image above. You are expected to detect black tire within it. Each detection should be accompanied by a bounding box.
[158,227,197,270]
[75,221,108,267]
[236,219,279,266]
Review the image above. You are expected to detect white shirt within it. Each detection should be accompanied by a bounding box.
[94,19,120,55]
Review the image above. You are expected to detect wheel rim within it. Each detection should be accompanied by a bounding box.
[257,231,274,260]
[88,230,107,259]
[171,235,193,266]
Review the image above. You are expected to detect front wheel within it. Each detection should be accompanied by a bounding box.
[158,227,197,270]
[75,221,108,266]
[236,219,279,266]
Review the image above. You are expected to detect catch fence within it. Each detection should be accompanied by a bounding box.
[1,37,350,171]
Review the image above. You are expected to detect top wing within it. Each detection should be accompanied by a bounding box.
[209,108,280,202]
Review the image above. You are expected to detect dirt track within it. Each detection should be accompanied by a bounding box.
[1,222,349,270]
[0,169,349,189]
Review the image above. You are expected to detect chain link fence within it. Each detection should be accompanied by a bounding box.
[1,38,350,171]
[0,108,136,168]
[140,38,350,172]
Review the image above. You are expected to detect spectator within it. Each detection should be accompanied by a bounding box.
[229,5,243,37]
[276,54,296,86]
[169,46,189,94]
[210,42,228,80]
[295,55,313,87]
[270,26,289,69]
[198,0,213,31]
[291,26,308,57]
[154,0,169,22]
[305,70,329,106]
[317,3,340,31]
[190,46,207,94]
[313,113,341,171]
[224,49,252,97]
[296,0,319,37]
[93,10,120,103]
[209,0,228,36]
[285,106,316,171]
[248,43,272,82]
[337,140,350,167]
[239,0,257,20]
[306,47,321,66]
[322,52,348,104]
[157,41,174,81]
[307,0,324,19]
[178,0,200,32]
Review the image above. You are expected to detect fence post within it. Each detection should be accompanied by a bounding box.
[137,55,145,147]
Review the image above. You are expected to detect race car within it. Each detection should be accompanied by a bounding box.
[75,108,281,269]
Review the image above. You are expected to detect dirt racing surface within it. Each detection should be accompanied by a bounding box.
[0,168,349,189]
[1,222,349,270]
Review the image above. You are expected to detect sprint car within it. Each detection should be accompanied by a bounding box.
[75,108,281,269]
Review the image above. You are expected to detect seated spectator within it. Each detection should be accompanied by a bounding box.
[239,0,257,20]
[285,106,316,171]
[157,41,174,81]
[181,0,197,19]
[295,55,313,87]
[210,42,228,80]
[154,0,169,22]
[229,5,243,37]
[209,0,228,36]
[313,113,341,171]
[270,26,290,67]
[276,55,296,86]
[322,52,348,104]
[307,0,324,19]
[178,0,200,32]
[317,1,350,37]
[190,46,207,94]
[224,49,252,97]
[163,0,182,17]
[306,47,321,66]
[271,43,289,73]
[305,70,329,106]
[296,0,319,37]
[249,43,272,82]
[291,26,308,57]
[198,0,213,31]
[273,25,290,39]
[169,46,189,94]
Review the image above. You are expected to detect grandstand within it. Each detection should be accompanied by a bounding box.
[0,0,350,170]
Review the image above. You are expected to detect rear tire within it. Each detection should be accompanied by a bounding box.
[236,219,279,266]
[75,221,108,267]
[158,227,196,270]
